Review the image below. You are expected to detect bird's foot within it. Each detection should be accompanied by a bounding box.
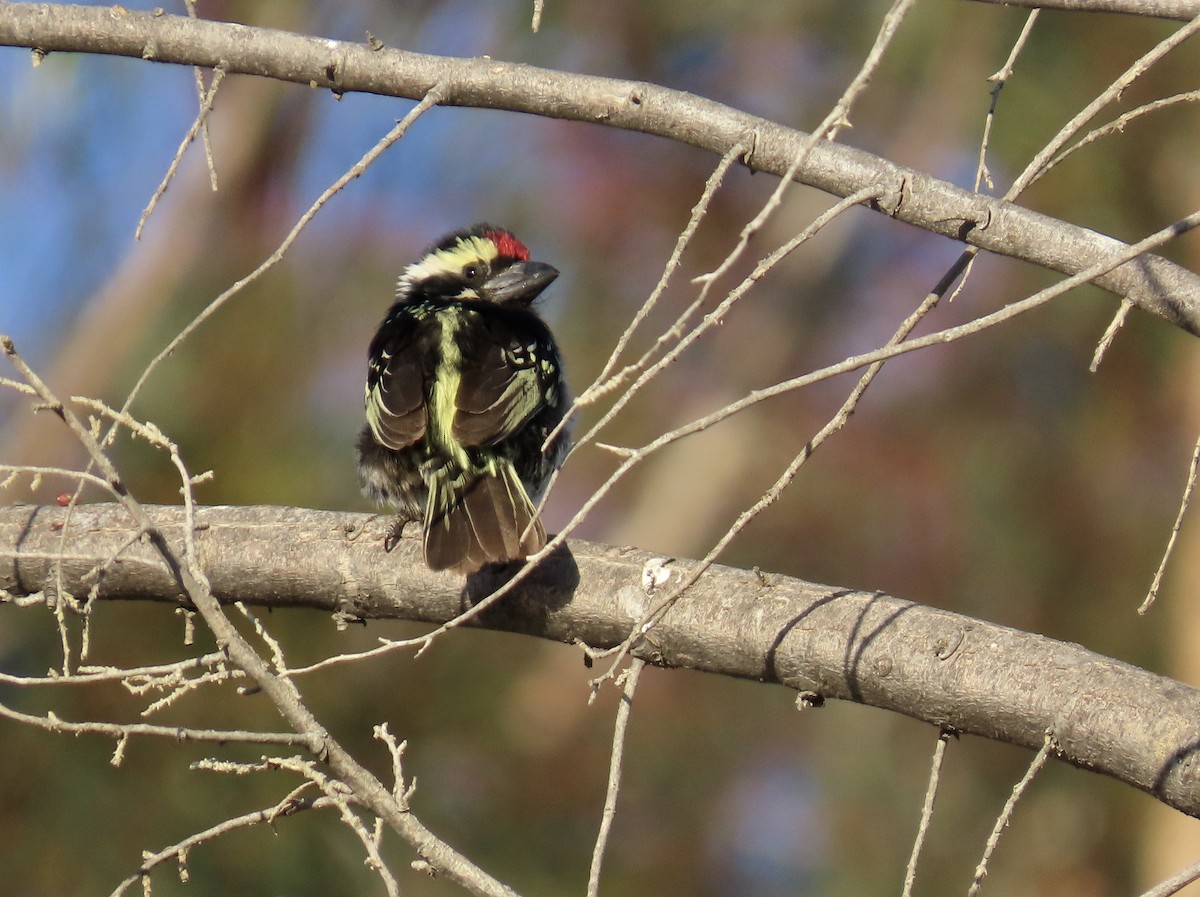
[383,516,412,552]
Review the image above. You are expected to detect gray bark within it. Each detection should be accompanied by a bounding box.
[3,501,1199,819]
[1,3,1200,334]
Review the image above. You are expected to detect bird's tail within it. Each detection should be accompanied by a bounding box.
[423,462,546,573]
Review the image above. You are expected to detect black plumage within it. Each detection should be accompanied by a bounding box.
[356,224,570,573]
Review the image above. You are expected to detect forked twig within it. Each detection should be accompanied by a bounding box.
[136,65,226,240]
[1008,14,1200,198]
[108,790,331,897]
[555,136,751,441]
[3,336,518,897]
[184,0,219,190]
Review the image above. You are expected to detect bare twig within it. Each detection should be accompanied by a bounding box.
[184,0,219,190]
[563,185,886,469]
[374,723,416,807]
[196,755,402,896]
[587,659,645,897]
[636,206,1200,453]
[903,730,953,897]
[108,790,331,897]
[0,375,37,396]
[117,86,444,422]
[0,698,310,748]
[689,0,915,299]
[1,336,522,897]
[967,0,1200,21]
[1136,857,1200,897]
[0,464,114,495]
[1140,433,1200,614]
[1042,89,1200,186]
[572,138,751,409]
[975,10,1040,193]
[136,65,225,240]
[0,652,232,686]
[1009,14,1200,198]
[2,5,1199,331]
[967,732,1057,897]
[1091,299,1134,370]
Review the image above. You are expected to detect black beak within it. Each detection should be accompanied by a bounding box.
[481,261,559,306]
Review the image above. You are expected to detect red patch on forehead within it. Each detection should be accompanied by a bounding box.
[486,230,531,261]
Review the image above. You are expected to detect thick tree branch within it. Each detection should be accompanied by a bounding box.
[0,340,518,897]
[3,502,1199,820]
[2,3,1200,335]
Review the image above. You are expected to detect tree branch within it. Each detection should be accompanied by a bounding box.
[0,340,519,897]
[969,0,1200,21]
[2,3,1199,335]
[3,502,1200,820]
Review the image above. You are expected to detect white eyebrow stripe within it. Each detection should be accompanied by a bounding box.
[399,236,502,288]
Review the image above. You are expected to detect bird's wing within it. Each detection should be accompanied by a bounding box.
[365,312,427,450]
[452,313,554,448]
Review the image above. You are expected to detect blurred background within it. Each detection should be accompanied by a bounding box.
[3,0,1200,894]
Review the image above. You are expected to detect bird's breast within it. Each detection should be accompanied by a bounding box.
[427,308,470,466]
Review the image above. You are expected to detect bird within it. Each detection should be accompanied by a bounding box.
[355,224,571,574]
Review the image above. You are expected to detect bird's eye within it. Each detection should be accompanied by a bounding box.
[464,264,482,282]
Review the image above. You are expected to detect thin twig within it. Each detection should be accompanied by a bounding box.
[975,10,1040,193]
[563,137,751,421]
[197,755,402,897]
[1090,299,1134,370]
[107,791,331,897]
[1140,432,1200,614]
[1136,857,1200,897]
[691,0,916,298]
[902,729,953,897]
[235,600,290,676]
[0,652,230,686]
[587,659,645,897]
[374,723,415,807]
[1042,89,1200,186]
[966,0,1200,23]
[564,185,885,470]
[590,249,970,687]
[629,206,1200,457]
[0,698,310,748]
[135,65,225,240]
[117,86,445,428]
[966,732,1057,897]
[184,0,219,190]
[1009,14,1200,198]
[0,375,36,396]
[0,464,114,495]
